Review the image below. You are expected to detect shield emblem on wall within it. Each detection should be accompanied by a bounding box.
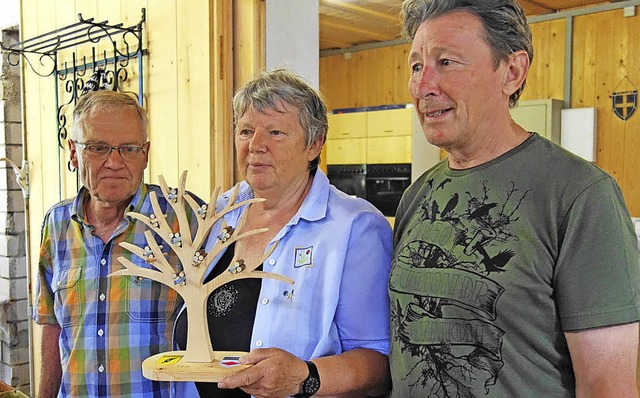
[611,90,637,121]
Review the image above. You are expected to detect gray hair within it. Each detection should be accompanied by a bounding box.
[401,0,533,107]
[233,69,328,172]
[72,90,148,141]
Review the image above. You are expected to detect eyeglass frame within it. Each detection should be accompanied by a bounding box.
[73,140,149,161]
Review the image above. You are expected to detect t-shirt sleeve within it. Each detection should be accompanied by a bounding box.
[555,177,640,331]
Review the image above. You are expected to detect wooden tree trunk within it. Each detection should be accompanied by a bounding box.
[183,293,215,362]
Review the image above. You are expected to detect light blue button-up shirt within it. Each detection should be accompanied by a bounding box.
[173,169,392,396]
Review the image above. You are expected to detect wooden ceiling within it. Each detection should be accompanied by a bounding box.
[319,0,630,51]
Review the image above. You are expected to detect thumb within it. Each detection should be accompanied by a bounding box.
[239,347,277,364]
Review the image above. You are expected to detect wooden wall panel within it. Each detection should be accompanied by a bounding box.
[56,0,81,202]
[175,2,213,199]
[319,43,412,111]
[232,0,265,179]
[521,19,565,101]
[145,0,179,185]
[211,0,234,191]
[233,0,265,90]
[571,10,640,215]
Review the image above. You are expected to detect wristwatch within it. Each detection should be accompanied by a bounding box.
[293,360,321,397]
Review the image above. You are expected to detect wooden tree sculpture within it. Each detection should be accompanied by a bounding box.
[109,171,294,381]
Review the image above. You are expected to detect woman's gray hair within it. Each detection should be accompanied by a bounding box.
[401,0,533,107]
[233,69,328,172]
[72,90,148,141]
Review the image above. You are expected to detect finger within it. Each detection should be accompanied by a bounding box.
[218,366,263,389]
[240,347,279,364]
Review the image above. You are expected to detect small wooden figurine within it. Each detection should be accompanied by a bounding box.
[109,171,294,382]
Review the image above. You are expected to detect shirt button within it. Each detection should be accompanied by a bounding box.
[255,340,263,347]
[261,298,269,305]
[99,293,106,301]
[267,259,276,266]
[98,365,104,373]
[98,329,104,337]
[100,259,107,266]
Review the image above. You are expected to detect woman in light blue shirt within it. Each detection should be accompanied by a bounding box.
[173,69,392,398]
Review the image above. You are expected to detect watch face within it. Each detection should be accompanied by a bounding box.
[304,377,320,395]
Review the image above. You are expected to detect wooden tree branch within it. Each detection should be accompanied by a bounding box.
[111,257,175,288]
[118,239,173,277]
[203,238,293,296]
[158,172,193,247]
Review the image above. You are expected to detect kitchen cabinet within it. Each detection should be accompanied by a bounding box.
[326,106,439,172]
[327,112,367,139]
[367,107,413,137]
[326,137,367,164]
[327,106,432,165]
[367,136,412,163]
[509,98,562,143]
[366,107,413,163]
[326,112,367,164]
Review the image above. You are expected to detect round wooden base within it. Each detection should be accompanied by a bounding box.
[142,350,251,382]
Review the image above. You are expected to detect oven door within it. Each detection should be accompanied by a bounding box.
[366,164,411,216]
[327,164,367,199]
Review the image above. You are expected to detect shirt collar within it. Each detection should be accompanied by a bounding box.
[232,168,330,225]
[70,184,146,224]
[294,168,329,223]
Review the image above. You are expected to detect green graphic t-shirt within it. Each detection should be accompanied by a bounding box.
[389,133,640,397]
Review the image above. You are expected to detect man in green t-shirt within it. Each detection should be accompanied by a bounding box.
[389,1,640,397]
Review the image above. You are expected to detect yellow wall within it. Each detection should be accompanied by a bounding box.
[320,12,640,217]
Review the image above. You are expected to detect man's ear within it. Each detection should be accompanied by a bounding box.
[143,141,150,166]
[68,139,79,170]
[502,50,530,98]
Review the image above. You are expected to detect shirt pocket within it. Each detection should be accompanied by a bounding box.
[51,267,83,328]
[125,275,180,323]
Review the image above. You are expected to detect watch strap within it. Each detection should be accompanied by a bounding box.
[292,360,321,397]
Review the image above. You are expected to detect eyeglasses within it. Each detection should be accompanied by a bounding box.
[74,141,148,161]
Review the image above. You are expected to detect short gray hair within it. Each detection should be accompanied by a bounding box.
[233,69,328,172]
[72,90,148,141]
[401,0,533,107]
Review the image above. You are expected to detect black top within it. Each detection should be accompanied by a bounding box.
[174,243,261,398]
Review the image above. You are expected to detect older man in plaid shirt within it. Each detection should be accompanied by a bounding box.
[33,90,196,397]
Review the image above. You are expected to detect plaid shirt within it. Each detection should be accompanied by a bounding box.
[34,184,195,398]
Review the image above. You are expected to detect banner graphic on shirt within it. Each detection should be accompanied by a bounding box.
[389,263,503,320]
[405,317,504,359]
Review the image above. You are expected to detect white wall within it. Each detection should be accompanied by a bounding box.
[265,0,319,89]
[0,0,19,29]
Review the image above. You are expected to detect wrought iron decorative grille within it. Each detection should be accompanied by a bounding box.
[1,9,146,149]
